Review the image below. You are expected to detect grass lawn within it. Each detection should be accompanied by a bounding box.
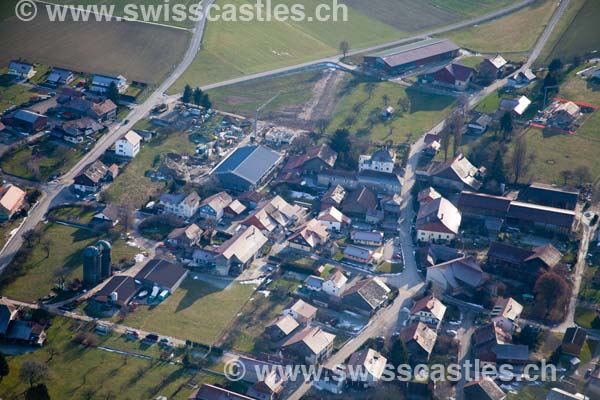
[536,0,587,64]
[508,385,552,400]
[48,205,97,225]
[376,262,404,274]
[0,72,44,111]
[104,131,195,207]
[574,306,597,329]
[327,79,455,143]
[458,56,484,69]
[442,0,557,53]
[544,0,600,63]
[122,278,256,345]
[0,317,216,400]
[0,138,82,182]
[555,70,600,140]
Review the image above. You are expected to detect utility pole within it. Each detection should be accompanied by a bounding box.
[253,92,281,140]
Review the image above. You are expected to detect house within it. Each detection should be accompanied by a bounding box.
[342,277,391,314]
[213,145,283,191]
[314,366,346,394]
[317,206,350,232]
[546,388,588,400]
[519,182,579,210]
[464,377,506,400]
[242,195,305,234]
[5,320,46,346]
[159,191,201,219]
[347,348,388,387]
[487,242,562,285]
[91,74,128,94]
[4,110,48,133]
[491,297,523,334]
[0,300,18,336]
[418,243,464,269]
[115,130,142,158]
[562,327,587,356]
[247,369,286,400]
[426,256,486,296]
[188,384,253,400]
[223,199,246,218]
[418,187,441,205]
[499,95,532,117]
[88,99,117,121]
[318,170,402,196]
[320,184,346,211]
[473,322,529,364]
[458,191,512,220]
[467,113,493,134]
[234,355,287,399]
[410,295,446,330]
[61,117,103,142]
[281,144,337,177]
[549,101,581,126]
[93,275,140,307]
[380,193,402,216]
[428,153,484,191]
[238,190,264,210]
[351,230,384,246]
[215,226,268,276]
[284,299,318,325]
[166,224,203,253]
[423,133,441,156]
[288,219,330,252]
[399,322,437,362]
[46,67,74,86]
[282,326,335,364]
[198,191,233,221]
[507,201,576,234]
[429,63,475,90]
[322,270,348,297]
[363,38,459,74]
[507,68,536,88]
[134,258,188,294]
[305,275,324,291]
[0,184,26,220]
[341,187,378,217]
[73,160,111,194]
[92,204,121,227]
[8,60,36,79]
[359,148,396,174]
[343,244,381,266]
[416,196,462,242]
[478,55,508,81]
[266,314,300,341]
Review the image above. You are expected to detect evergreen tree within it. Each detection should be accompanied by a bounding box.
[182,85,193,103]
[25,384,50,400]
[106,81,119,104]
[200,93,212,110]
[488,150,506,183]
[193,87,203,105]
[0,352,8,382]
[500,112,513,140]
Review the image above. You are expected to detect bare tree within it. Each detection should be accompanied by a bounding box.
[339,40,349,59]
[41,239,51,259]
[439,124,451,161]
[117,204,135,234]
[511,137,528,184]
[19,359,48,387]
[53,268,68,289]
[451,111,464,157]
[573,165,591,186]
[382,94,390,107]
[560,169,573,186]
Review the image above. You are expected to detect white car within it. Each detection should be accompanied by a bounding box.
[449,320,462,325]
[446,330,457,337]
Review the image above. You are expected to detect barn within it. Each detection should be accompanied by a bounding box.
[363,38,459,74]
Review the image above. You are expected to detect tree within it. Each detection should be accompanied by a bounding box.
[339,40,349,59]
[515,325,541,349]
[560,169,573,185]
[53,268,68,290]
[439,124,451,161]
[451,111,464,157]
[200,93,212,109]
[382,94,390,107]
[548,58,563,73]
[19,360,48,387]
[573,165,591,186]
[192,87,203,106]
[117,203,135,234]
[182,84,193,103]
[41,239,51,259]
[389,339,408,367]
[329,129,351,155]
[511,136,528,184]
[533,272,570,321]
[106,81,119,104]
[0,352,9,382]
[500,112,513,140]
[488,149,506,184]
[25,383,50,400]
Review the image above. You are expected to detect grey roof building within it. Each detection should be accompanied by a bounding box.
[213,145,282,191]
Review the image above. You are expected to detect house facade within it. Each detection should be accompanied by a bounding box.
[115,130,141,158]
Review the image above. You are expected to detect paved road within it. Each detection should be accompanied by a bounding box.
[0,0,214,275]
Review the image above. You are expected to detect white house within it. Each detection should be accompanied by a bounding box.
[347,348,387,387]
[409,295,446,330]
[115,131,141,158]
[491,297,523,334]
[317,206,350,232]
[159,191,201,219]
[359,148,396,174]
[8,60,36,79]
[322,270,348,297]
[91,74,128,94]
[416,197,461,243]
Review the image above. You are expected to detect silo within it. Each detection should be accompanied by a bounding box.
[95,240,112,279]
[82,245,102,287]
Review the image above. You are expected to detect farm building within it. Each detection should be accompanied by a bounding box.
[213,145,283,191]
[363,38,459,74]
[425,63,475,91]
[3,110,48,134]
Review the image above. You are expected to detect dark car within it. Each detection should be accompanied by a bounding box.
[144,333,159,343]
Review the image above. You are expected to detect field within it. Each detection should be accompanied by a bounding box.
[327,79,455,143]
[170,0,520,90]
[544,0,600,63]
[0,71,45,111]
[0,317,220,400]
[0,138,82,181]
[0,6,189,84]
[442,0,557,53]
[536,0,586,64]
[121,278,256,345]
[0,223,139,302]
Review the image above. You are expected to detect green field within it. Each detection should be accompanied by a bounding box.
[0,138,83,182]
[544,0,600,63]
[121,278,256,344]
[0,223,139,302]
[327,79,455,143]
[0,317,219,400]
[0,71,45,111]
[442,0,557,53]
[536,0,586,64]
[104,130,198,207]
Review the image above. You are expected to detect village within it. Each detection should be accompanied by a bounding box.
[1,1,600,400]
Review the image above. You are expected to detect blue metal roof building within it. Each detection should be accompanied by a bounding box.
[213,145,282,191]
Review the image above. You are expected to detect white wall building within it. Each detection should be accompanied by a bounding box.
[115,131,141,158]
